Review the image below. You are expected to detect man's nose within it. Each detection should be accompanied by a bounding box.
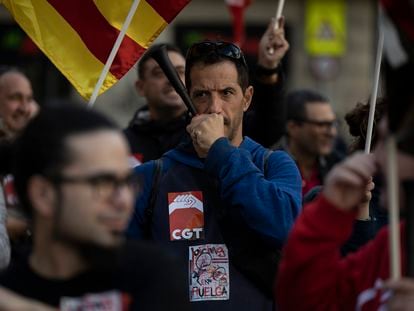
[163,75,172,85]
[18,98,32,113]
[322,124,337,137]
[208,94,223,114]
[111,185,134,212]
[329,125,338,137]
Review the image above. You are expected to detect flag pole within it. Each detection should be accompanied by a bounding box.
[274,0,285,30]
[377,4,402,280]
[268,0,285,54]
[364,29,384,154]
[387,135,401,279]
[88,0,141,108]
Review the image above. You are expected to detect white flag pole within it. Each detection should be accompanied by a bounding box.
[88,0,141,108]
[388,135,401,280]
[268,0,285,55]
[274,0,285,30]
[364,29,384,154]
[375,4,402,280]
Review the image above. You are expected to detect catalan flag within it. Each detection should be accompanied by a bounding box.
[0,0,191,99]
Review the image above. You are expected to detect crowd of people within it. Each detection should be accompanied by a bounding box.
[0,1,413,309]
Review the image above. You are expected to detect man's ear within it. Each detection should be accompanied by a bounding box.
[286,120,300,138]
[243,86,254,112]
[27,176,57,218]
[135,79,146,97]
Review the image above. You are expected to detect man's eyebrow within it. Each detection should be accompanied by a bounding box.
[151,65,162,72]
[192,86,210,90]
[7,91,27,97]
[191,88,209,95]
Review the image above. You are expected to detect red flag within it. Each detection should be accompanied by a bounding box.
[225,0,252,46]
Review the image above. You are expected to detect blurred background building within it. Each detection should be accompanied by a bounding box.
[0,0,377,141]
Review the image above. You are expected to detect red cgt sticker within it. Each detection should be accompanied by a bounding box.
[168,191,204,241]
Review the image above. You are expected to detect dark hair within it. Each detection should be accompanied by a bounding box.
[344,99,386,152]
[11,103,118,218]
[184,41,249,92]
[137,43,183,79]
[286,89,329,121]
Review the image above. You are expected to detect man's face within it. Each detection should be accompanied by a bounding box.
[136,51,186,115]
[54,130,134,249]
[0,72,35,135]
[292,102,337,157]
[188,60,252,145]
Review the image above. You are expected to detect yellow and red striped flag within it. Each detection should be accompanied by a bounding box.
[0,0,191,99]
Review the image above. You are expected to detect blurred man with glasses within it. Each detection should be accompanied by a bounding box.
[281,89,343,196]
[127,40,302,310]
[0,104,188,310]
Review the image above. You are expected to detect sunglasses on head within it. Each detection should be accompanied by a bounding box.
[186,41,247,68]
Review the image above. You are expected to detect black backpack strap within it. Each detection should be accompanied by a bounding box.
[142,159,163,239]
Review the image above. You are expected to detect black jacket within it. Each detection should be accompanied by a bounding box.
[0,241,189,310]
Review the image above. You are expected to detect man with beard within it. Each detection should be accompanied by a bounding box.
[127,40,302,310]
[0,104,188,310]
[124,18,290,164]
[281,89,343,196]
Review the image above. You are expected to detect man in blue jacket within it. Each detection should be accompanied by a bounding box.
[127,40,302,310]
[124,18,290,164]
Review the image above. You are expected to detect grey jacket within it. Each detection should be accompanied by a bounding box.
[0,188,11,270]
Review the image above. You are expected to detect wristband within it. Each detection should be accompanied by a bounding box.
[255,64,281,76]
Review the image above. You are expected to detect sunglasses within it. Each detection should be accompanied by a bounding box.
[186,41,247,68]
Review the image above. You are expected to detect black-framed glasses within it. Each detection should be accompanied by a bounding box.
[186,41,247,68]
[297,119,339,129]
[49,172,140,199]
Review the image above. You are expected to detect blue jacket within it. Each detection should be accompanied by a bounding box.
[127,136,301,309]
[128,136,301,245]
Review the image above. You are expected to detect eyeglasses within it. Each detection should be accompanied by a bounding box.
[186,41,247,68]
[49,172,140,199]
[297,119,339,129]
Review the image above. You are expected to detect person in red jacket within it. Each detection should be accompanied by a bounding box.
[276,116,414,311]
[275,121,402,310]
[276,0,414,309]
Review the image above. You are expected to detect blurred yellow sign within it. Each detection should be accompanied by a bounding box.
[305,0,346,56]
